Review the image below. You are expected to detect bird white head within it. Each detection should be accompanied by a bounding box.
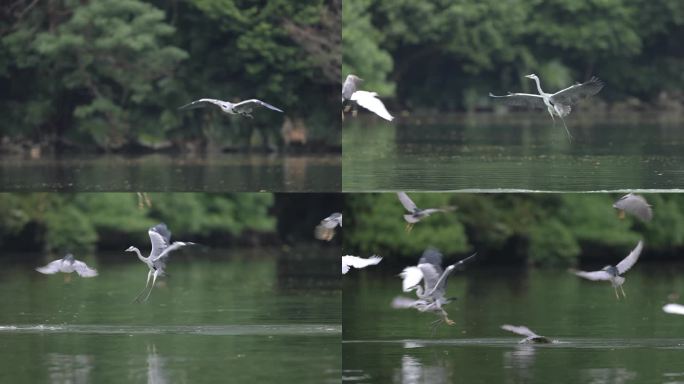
[347,74,363,82]
[524,74,538,80]
[125,246,137,252]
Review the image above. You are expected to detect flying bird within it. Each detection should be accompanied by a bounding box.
[571,240,643,299]
[663,303,684,315]
[179,98,283,118]
[126,223,194,302]
[36,253,98,278]
[393,248,477,329]
[613,193,652,222]
[501,324,552,344]
[342,255,382,274]
[342,74,393,121]
[490,74,604,140]
[397,192,455,232]
[315,212,342,241]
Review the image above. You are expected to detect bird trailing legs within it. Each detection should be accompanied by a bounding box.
[558,114,573,142]
[441,309,455,326]
[141,270,160,302]
[133,270,153,303]
[620,284,627,299]
[405,222,414,232]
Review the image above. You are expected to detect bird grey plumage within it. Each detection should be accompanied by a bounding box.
[315,212,342,241]
[571,240,643,299]
[126,223,194,302]
[490,74,604,141]
[36,253,98,278]
[179,98,283,118]
[394,248,477,328]
[501,324,552,344]
[397,192,455,231]
[613,193,652,222]
[342,75,362,102]
[342,74,393,121]
[342,255,382,274]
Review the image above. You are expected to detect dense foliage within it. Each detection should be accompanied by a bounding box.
[0,193,276,252]
[344,193,684,267]
[343,0,684,112]
[1,0,340,151]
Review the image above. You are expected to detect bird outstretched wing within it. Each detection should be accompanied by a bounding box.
[399,266,424,292]
[36,260,63,275]
[422,207,455,215]
[178,98,225,110]
[320,213,343,229]
[391,296,425,309]
[571,269,613,281]
[550,77,604,106]
[155,241,194,261]
[342,255,382,274]
[501,324,540,338]
[489,92,546,109]
[73,260,98,277]
[232,99,284,113]
[149,224,171,259]
[613,194,652,222]
[397,192,418,212]
[616,240,643,275]
[350,91,393,121]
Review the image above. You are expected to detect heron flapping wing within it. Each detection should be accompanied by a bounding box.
[72,260,98,277]
[488,92,546,109]
[350,91,394,121]
[397,192,418,212]
[572,270,613,281]
[232,99,284,113]
[149,224,172,259]
[613,193,653,222]
[320,213,342,229]
[400,266,424,292]
[391,296,428,309]
[178,98,225,110]
[501,324,541,339]
[615,240,643,275]
[549,77,604,106]
[36,255,97,277]
[155,241,194,262]
[342,255,382,274]
[572,240,643,280]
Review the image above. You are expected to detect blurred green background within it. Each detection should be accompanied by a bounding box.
[344,193,684,267]
[1,0,340,152]
[343,0,684,113]
[0,192,341,254]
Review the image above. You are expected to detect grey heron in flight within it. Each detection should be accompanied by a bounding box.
[126,223,194,302]
[179,98,283,118]
[613,193,652,222]
[571,240,643,299]
[315,212,342,241]
[36,253,98,278]
[501,324,552,344]
[663,303,684,315]
[393,248,477,329]
[397,192,455,232]
[342,74,394,121]
[342,255,382,274]
[489,74,604,140]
